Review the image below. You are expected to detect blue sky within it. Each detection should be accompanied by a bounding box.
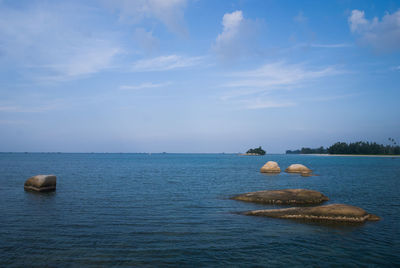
[0,0,399,153]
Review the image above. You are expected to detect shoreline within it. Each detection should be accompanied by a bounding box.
[304,154,400,158]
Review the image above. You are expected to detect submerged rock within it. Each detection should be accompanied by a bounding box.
[260,161,281,173]
[24,175,56,192]
[285,164,312,174]
[300,173,319,177]
[244,204,380,223]
[232,189,328,205]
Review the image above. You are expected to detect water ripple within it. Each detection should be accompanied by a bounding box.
[0,153,399,266]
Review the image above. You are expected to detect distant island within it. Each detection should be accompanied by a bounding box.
[287,140,400,155]
[242,146,266,155]
[286,147,327,154]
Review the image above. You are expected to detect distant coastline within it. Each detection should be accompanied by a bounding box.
[286,140,400,156]
[308,154,400,158]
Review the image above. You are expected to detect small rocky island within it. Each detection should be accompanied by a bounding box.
[232,189,329,205]
[241,146,266,155]
[244,204,380,223]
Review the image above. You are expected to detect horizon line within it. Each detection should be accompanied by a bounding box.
[0,151,284,154]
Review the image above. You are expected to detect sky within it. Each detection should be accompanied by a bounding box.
[0,0,399,153]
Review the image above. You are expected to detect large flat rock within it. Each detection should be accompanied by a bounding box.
[232,189,329,205]
[244,204,380,223]
[24,175,57,192]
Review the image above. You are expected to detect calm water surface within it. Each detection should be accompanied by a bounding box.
[0,153,399,267]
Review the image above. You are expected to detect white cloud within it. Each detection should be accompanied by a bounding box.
[37,43,121,82]
[120,82,171,90]
[0,103,60,113]
[349,10,369,33]
[0,2,122,82]
[392,65,400,71]
[213,10,260,61]
[219,62,341,110]
[59,46,120,78]
[0,119,28,125]
[131,55,203,71]
[0,106,17,112]
[294,11,307,23]
[348,9,400,53]
[309,43,352,48]
[242,98,295,110]
[216,10,244,43]
[303,93,359,102]
[107,0,187,36]
[223,62,338,90]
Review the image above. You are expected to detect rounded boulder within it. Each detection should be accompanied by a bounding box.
[260,161,281,173]
[24,175,57,192]
[285,164,312,174]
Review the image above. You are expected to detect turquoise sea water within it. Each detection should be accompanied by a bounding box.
[0,153,399,267]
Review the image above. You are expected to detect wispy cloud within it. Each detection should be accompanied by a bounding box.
[309,43,352,48]
[0,2,122,82]
[349,9,400,53]
[223,62,339,90]
[120,81,171,90]
[133,28,159,54]
[0,106,18,112]
[303,93,359,102]
[106,0,188,36]
[242,98,295,110]
[293,11,307,23]
[0,103,60,113]
[392,65,400,71]
[0,119,29,125]
[219,62,342,110]
[35,45,122,82]
[131,55,203,71]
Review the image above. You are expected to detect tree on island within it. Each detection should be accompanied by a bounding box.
[246,146,266,155]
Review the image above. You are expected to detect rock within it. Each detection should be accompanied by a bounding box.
[285,164,312,174]
[301,172,318,177]
[24,175,56,192]
[232,189,328,205]
[260,161,281,173]
[244,204,380,223]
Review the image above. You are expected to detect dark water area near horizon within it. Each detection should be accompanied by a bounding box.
[0,153,399,267]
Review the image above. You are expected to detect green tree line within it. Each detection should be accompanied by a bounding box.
[327,141,400,155]
[286,147,327,154]
[286,139,400,155]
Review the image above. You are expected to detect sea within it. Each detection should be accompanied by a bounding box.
[0,153,399,267]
